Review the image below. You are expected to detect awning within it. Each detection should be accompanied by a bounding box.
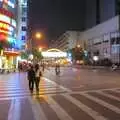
[4,51,20,56]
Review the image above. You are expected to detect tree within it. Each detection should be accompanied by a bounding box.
[21,51,28,59]
[32,48,43,60]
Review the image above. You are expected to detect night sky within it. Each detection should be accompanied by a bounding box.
[29,0,85,41]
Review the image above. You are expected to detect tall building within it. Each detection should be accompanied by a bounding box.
[79,0,120,64]
[17,0,28,50]
[0,0,28,69]
[49,31,81,51]
[84,0,117,29]
[53,0,120,64]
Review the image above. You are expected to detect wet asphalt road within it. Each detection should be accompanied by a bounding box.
[0,67,120,120]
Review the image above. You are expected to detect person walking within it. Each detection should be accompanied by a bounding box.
[55,63,60,75]
[35,64,41,92]
[27,65,35,93]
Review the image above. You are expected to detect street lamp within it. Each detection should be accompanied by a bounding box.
[39,47,42,52]
[35,32,42,39]
[77,44,80,48]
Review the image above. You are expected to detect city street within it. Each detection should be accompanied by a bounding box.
[0,67,120,120]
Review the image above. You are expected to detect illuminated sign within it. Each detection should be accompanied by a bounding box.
[0,21,14,36]
[42,52,67,58]
[0,0,15,8]
[0,14,16,27]
[0,29,12,35]
[0,13,10,24]
[0,22,14,31]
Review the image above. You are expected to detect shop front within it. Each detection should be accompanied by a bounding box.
[0,50,20,70]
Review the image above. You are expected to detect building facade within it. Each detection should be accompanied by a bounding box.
[0,0,28,69]
[84,0,117,30]
[17,0,28,50]
[49,31,81,52]
[78,16,120,63]
[80,0,120,63]
[49,0,120,63]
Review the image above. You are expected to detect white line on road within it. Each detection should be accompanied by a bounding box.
[8,99,21,120]
[63,94,107,120]
[97,91,120,102]
[81,92,120,114]
[43,77,72,92]
[28,97,48,120]
[46,95,73,120]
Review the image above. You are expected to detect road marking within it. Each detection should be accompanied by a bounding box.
[71,85,84,89]
[70,87,120,93]
[28,97,48,120]
[43,77,72,92]
[82,92,120,114]
[63,94,107,120]
[72,68,77,72]
[8,99,21,120]
[8,99,15,120]
[97,91,120,102]
[46,95,73,120]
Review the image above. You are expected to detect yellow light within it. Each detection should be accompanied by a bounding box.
[39,47,42,52]
[0,50,3,55]
[35,32,42,39]
[77,45,80,48]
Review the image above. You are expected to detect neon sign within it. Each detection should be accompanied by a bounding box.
[0,29,12,35]
[0,0,15,8]
[0,14,16,27]
[42,52,67,58]
[0,22,14,31]
[0,14,11,24]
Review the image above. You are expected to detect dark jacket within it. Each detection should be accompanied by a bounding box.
[27,68,35,81]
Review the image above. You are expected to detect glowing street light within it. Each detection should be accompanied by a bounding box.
[39,47,42,52]
[77,44,80,48]
[35,32,42,39]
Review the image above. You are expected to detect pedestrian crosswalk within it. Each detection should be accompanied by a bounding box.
[38,89,120,120]
[0,75,69,100]
[1,88,120,119]
[1,74,120,119]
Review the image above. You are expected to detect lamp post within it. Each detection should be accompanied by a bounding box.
[30,32,43,51]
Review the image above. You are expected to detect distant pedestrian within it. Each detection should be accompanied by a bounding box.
[27,65,35,93]
[35,64,41,92]
[18,62,22,72]
[41,63,45,72]
[55,63,60,75]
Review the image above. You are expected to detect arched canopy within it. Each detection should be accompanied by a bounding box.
[42,48,67,58]
[46,48,63,52]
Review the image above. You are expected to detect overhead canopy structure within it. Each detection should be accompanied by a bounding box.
[42,48,67,58]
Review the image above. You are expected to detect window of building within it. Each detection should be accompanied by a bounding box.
[22,7,27,15]
[21,36,26,40]
[22,17,26,22]
[111,38,116,44]
[21,26,27,31]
